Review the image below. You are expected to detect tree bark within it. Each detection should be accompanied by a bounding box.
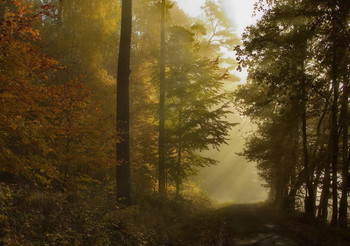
[158,0,166,198]
[330,14,340,225]
[284,116,300,211]
[175,145,182,197]
[301,78,315,217]
[339,63,349,228]
[311,101,329,218]
[338,0,349,228]
[116,0,132,205]
[330,57,339,226]
[318,157,331,221]
[274,162,283,206]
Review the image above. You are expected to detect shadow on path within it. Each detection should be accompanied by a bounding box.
[217,203,316,246]
[177,203,335,246]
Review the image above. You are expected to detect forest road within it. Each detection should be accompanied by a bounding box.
[211,203,319,246]
[181,203,341,246]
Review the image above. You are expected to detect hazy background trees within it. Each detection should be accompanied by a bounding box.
[235,0,350,227]
[0,0,239,244]
[1,0,349,244]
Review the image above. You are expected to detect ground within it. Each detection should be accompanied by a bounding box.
[177,203,349,246]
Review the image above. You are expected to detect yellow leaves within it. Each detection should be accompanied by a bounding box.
[2,1,41,42]
[76,175,102,190]
[97,68,116,86]
[40,4,54,11]
[1,0,115,193]
[34,172,51,186]
[0,214,9,224]
[42,147,54,156]
[0,92,15,99]
[0,185,13,201]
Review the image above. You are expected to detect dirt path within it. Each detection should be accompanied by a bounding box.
[216,203,317,246]
[178,203,335,246]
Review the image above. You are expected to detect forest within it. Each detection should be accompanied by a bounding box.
[0,0,349,245]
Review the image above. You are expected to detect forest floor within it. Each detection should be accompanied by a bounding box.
[176,203,349,246]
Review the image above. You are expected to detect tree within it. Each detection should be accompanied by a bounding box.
[199,0,238,58]
[0,0,112,189]
[158,0,166,198]
[116,0,132,204]
[165,26,235,195]
[235,0,350,225]
[334,0,350,227]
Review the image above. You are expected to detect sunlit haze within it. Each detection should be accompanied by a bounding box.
[4,0,347,243]
[175,0,268,204]
[176,0,262,84]
[176,0,260,35]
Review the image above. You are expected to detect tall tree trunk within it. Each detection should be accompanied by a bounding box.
[175,145,182,197]
[275,165,283,206]
[339,63,349,228]
[330,12,340,224]
[330,58,339,226]
[311,102,329,217]
[297,34,315,217]
[158,0,166,198]
[116,0,132,205]
[317,97,333,220]
[299,46,315,216]
[312,162,323,217]
[175,97,183,197]
[337,0,349,228]
[285,119,299,211]
[318,156,331,221]
[301,78,315,217]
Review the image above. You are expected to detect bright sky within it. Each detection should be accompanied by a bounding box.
[175,0,260,36]
[175,0,261,83]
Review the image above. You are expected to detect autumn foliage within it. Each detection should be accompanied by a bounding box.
[1,0,113,189]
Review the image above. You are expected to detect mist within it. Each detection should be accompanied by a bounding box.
[3,0,350,244]
[197,113,268,204]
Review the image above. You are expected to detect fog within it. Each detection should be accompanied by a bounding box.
[174,0,268,204]
[195,113,268,204]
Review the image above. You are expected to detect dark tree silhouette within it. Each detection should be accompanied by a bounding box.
[116,0,132,205]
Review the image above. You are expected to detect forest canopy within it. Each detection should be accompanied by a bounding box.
[235,0,350,228]
[0,0,239,244]
[1,0,350,245]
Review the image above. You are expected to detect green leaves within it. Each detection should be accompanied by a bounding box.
[164,24,235,187]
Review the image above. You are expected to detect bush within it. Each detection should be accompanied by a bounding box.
[0,181,212,245]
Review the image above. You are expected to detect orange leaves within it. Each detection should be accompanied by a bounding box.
[0,0,116,190]
[0,2,61,92]
[40,4,54,11]
[1,1,40,42]
[0,0,109,187]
